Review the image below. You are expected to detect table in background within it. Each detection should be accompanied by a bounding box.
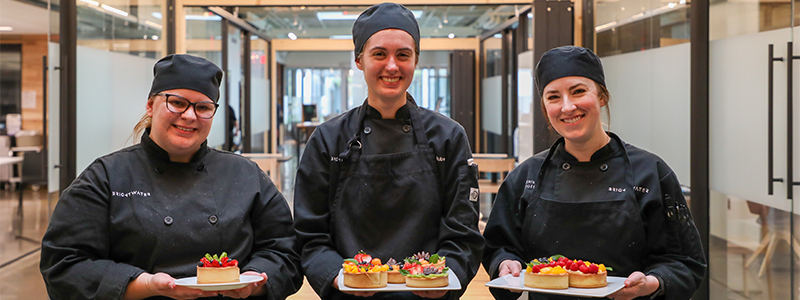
[241,153,292,192]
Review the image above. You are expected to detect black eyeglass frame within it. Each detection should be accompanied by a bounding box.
[156,93,220,119]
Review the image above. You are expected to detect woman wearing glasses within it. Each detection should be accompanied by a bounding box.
[40,54,302,300]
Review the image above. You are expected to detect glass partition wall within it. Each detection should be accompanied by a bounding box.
[703,0,800,298]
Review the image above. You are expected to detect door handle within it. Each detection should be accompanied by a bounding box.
[768,44,784,195]
[784,42,800,199]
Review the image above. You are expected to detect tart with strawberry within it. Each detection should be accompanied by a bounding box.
[565,258,610,288]
[342,251,389,288]
[524,255,569,289]
[385,258,405,284]
[401,264,450,288]
[196,252,240,284]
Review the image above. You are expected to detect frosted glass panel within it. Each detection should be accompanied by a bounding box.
[517,51,534,162]
[481,76,503,135]
[76,46,155,173]
[709,28,793,209]
[48,42,60,193]
[602,44,691,184]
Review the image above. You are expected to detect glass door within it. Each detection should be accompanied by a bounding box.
[707,1,799,299]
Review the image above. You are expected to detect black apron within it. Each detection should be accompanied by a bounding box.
[329,100,442,281]
[523,135,647,299]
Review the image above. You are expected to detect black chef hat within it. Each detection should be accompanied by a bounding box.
[535,46,605,96]
[149,54,223,102]
[352,2,420,58]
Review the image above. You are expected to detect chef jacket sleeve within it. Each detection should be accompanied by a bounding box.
[481,163,529,300]
[642,168,707,300]
[241,168,303,300]
[40,159,147,300]
[435,128,486,299]
[293,129,345,298]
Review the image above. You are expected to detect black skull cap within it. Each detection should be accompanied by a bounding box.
[149,54,223,102]
[352,2,420,58]
[535,46,606,96]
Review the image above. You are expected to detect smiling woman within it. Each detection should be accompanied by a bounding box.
[40,54,303,300]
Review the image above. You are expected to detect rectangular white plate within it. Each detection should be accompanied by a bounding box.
[485,274,625,298]
[337,269,462,292]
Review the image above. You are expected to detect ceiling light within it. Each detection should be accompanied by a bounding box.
[288,32,297,40]
[448,33,455,39]
[152,12,162,19]
[317,10,422,21]
[78,0,99,7]
[101,4,129,17]
[144,20,163,29]
[330,35,352,39]
[0,26,13,31]
[185,14,221,21]
[151,35,159,40]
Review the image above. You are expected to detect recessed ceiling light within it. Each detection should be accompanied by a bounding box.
[0,26,13,31]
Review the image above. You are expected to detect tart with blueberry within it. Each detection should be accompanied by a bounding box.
[524,255,569,289]
[385,258,405,283]
[401,264,450,288]
[196,252,240,284]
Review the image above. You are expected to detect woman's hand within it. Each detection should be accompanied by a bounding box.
[332,272,378,297]
[412,290,448,298]
[607,272,659,300]
[124,272,218,300]
[218,271,268,298]
[499,260,522,277]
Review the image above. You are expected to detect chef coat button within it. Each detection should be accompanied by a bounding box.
[197,165,205,171]
[561,162,571,170]
[164,216,173,225]
[599,164,608,171]
[155,167,163,174]
[209,215,218,224]
[364,127,372,134]
[402,125,411,133]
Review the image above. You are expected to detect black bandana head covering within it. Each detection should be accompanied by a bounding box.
[352,2,420,58]
[149,54,223,102]
[535,46,605,95]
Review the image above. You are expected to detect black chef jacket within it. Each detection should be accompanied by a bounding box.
[483,133,706,300]
[294,97,485,299]
[40,129,302,300]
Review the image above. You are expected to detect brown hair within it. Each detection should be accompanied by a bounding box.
[540,81,611,131]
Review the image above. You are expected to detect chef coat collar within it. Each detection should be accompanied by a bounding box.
[364,94,415,119]
[141,127,210,163]
[553,132,622,162]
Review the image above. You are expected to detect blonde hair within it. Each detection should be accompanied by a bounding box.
[127,95,155,144]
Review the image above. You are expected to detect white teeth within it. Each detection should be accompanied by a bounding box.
[175,125,195,131]
[563,116,581,124]
[383,77,399,83]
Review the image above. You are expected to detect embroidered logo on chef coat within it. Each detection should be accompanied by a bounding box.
[608,187,627,193]
[112,190,151,198]
[469,187,479,202]
[331,157,343,162]
[436,156,446,162]
[633,186,650,194]
[525,180,535,189]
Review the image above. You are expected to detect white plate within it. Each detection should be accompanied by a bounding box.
[485,274,626,298]
[337,269,462,292]
[174,275,264,291]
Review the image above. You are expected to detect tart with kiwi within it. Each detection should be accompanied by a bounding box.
[196,252,240,284]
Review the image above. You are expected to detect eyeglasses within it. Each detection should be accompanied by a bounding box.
[157,93,219,119]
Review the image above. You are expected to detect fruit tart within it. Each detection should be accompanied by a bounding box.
[524,255,569,289]
[385,258,405,284]
[401,264,450,288]
[196,252,240,284]
[565,258,610,288]
[408,251,446,269]
[342,251,389,288]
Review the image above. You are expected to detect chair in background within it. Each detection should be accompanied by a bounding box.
[472,155,516,194]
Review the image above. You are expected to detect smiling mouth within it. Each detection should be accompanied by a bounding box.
[174,125,196,132]
[562,116,583,124]
[382,77,399,83]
